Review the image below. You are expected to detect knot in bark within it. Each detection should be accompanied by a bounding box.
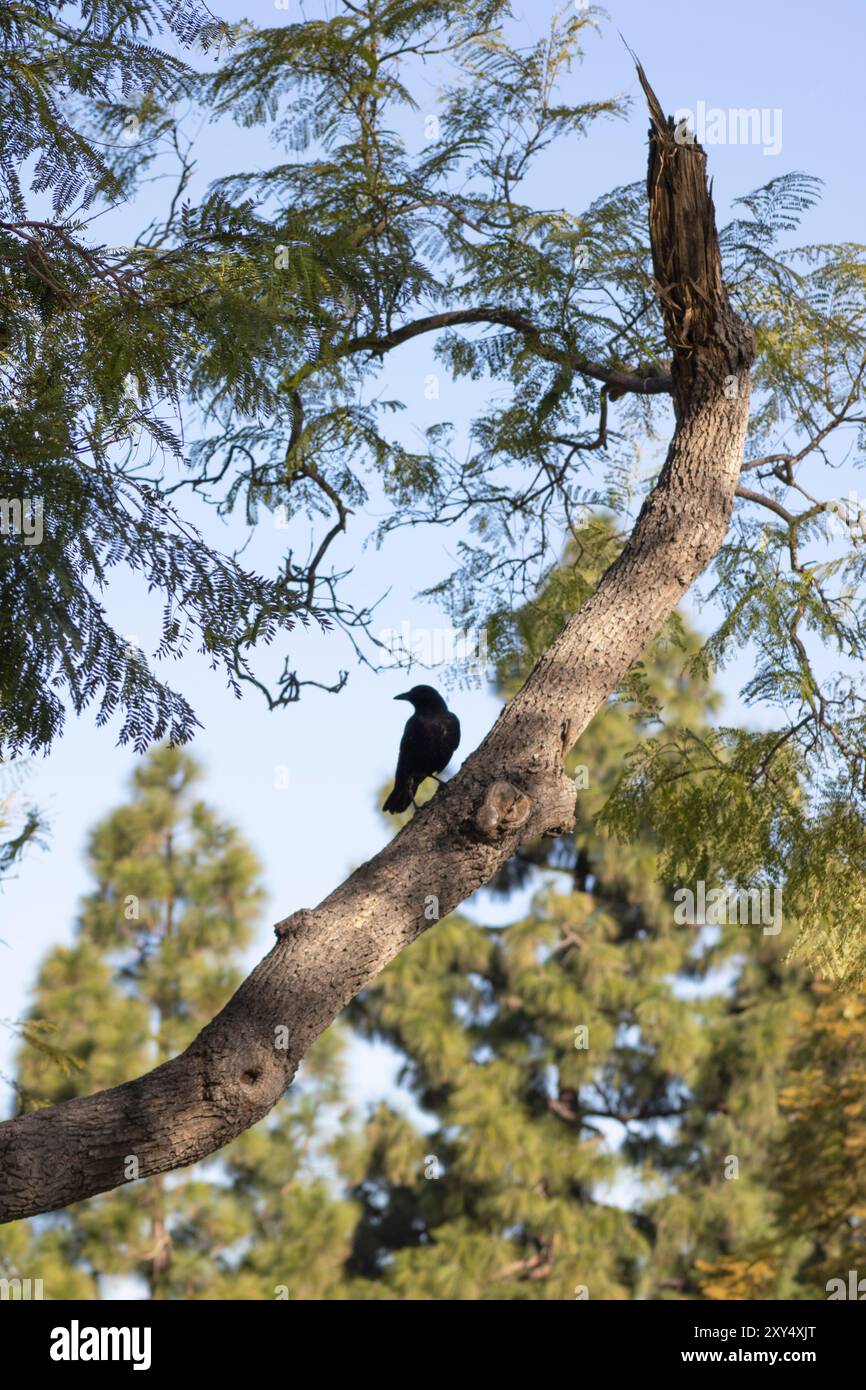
[472,780,533,842]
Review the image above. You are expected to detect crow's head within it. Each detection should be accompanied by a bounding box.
[395,684,448,713]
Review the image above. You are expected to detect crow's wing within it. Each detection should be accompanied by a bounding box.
[394,710,460,780]
[384,710,461,813]
[416,711,461,776]
[383,717,425,813]
[393,713,426,784]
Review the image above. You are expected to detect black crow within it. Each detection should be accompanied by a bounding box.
[382,685,461,814]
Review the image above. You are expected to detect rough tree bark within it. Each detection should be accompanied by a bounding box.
[0,69,754,1224]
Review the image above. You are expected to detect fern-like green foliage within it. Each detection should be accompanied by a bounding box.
[187,6,866,735]
[0,2,329,754]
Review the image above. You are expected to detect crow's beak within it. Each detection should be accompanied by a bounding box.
[394,692,411,702]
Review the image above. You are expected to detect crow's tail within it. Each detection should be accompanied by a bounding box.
[383,780,413,814]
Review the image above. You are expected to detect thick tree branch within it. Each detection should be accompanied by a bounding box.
[345,307,674,395]
[735,485,797,524]
[0,68,754,1224]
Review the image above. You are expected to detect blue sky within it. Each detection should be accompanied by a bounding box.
[2,0,865,1112]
